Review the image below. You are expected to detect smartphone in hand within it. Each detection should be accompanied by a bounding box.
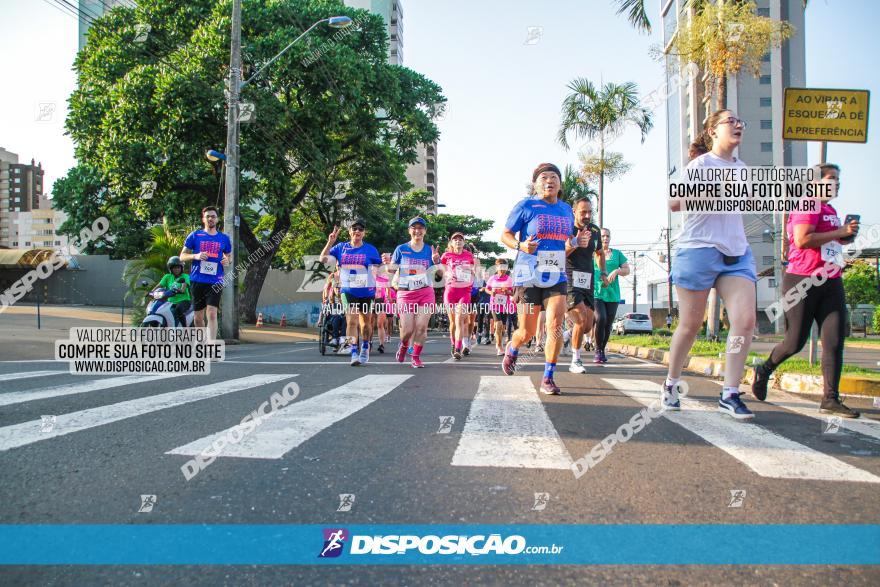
[840,214,860,244]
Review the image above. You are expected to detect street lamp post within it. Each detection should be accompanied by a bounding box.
[221,5,352,341]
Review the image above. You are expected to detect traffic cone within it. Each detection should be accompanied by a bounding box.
[279,313,287,328]
[256,312,264,328]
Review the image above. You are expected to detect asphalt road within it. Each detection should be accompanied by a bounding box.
[1,334,879,585]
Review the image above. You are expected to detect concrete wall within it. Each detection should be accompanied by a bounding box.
[0,255,132,307]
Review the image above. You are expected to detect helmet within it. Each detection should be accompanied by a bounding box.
[167,256,184,271]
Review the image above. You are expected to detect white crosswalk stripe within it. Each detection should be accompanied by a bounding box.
[451,376,573,469]
[0,374,294,452]
[0,374,183,408]
[167,374,411,460]
[604,378,880,483]
[0,370,65,383]
[717,381,880,442]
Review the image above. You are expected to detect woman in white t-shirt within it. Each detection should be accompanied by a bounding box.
[664,109,758,420]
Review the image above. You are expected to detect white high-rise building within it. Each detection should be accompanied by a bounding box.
[345,0,438,214]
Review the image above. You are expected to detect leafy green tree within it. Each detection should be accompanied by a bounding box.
[61,0,445,322]
[558,80,652,228]
[843,260,880,318]
[611,0,808,35]
[560,164,598,205]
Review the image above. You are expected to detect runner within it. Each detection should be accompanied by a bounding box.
[390,217,441,368]
[475,281,492,345]
[485,258,517,356]
[374,264,393,354]
[179,206,232,341]
[565,198,606,373]
[751,163,860,418]
[664,109,758,420]
[593,228,629,363]
[441,232,476,360]
[320,218,382,367]
[500,162,592,394]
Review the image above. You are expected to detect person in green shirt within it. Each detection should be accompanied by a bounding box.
[593,228,630,363]
[150,256,191,326]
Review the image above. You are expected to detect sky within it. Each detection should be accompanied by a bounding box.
[1,0,878,300]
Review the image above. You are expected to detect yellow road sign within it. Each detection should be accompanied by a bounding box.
[783,88,869,143]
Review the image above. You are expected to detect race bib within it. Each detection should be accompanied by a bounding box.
[407,273,428,290]
[821,241,844,267]
[346,272,368,289]
[537,250,565,269]
[200,261,218,276]
[493,294,508,306]
[454,265,472,283]
[573,270,592,289]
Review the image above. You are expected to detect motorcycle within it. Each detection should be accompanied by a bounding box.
[141,278,194,328]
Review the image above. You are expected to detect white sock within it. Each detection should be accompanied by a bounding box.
[722,386,739,400]
[572,349,581,361]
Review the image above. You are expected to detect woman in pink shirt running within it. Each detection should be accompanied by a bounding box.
[751,163,861,418]
[441,232,475,360]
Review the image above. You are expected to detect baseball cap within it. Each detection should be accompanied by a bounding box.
[408,217,427,227]
[450,231,464,239]
[349,218,366,229]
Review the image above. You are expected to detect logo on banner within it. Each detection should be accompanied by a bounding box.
[319,528,349,558]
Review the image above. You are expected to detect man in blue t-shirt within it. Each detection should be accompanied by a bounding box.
[320,218,383,366]
[180,206,232,341]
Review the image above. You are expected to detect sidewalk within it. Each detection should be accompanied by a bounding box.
[607,341,880,398]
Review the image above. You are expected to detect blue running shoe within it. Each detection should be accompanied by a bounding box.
[719,393,755,420]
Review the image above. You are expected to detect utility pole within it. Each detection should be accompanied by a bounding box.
[631,250,638,313]
[663,227,674,317]
[221,0,242,341]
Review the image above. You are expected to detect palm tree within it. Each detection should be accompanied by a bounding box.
[122,221,193,325]
[558,80,653,228]
[560,164,598,205]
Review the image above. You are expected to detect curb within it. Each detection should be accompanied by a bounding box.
[753,337,880,350]
[606,342,880,398]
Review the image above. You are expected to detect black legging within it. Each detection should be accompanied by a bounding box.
[594,300,619,352]
[761,274,846,399]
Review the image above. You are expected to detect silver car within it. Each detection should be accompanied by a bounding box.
[614,313,653,335]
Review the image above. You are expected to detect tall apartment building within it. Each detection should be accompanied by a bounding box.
[659,0,807,331]
[344,0,438,214]
[0,148,69,251]
[78,1,127,51]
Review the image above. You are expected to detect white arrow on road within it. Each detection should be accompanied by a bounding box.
[604,378,880,483]
[452,376,573,469]
[167,374,412,460]
[0,374,294,452]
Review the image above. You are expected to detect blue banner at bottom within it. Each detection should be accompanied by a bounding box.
[0,524,877,565]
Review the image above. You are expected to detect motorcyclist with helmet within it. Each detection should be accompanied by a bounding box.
[147,256,191,327]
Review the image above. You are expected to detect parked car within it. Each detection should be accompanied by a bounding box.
[613,313,653,335]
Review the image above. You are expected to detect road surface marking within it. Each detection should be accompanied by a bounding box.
[0,374,182,408]
[604,378,880,483]
[0,374,294,452]
[451,376,573,469]
[0,370,65,384]
[717,381,880,442]
[167,374,411,460]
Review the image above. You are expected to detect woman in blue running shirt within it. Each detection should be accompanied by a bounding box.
[499,163,592,395]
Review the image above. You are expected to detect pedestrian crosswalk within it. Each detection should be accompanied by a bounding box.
[0,365,877,485]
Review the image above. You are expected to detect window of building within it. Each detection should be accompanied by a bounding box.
[768,278,777,288]
[761,120,772,130]
[762,52,771,62]
[760,75,771,85]
[763,256,774,266]
[757,8,770,16]
[760,97,772,107]
[761,142,773,152]
[14,177,20,183]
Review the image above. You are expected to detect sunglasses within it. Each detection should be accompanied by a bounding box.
[350,226,365,232]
